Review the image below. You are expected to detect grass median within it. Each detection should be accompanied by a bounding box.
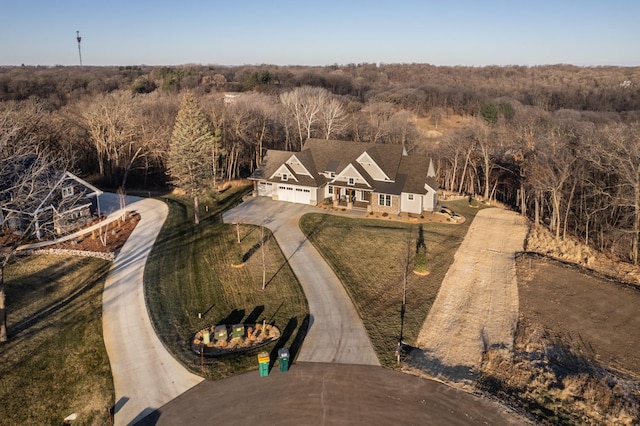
[300,199,487,367]
[144,187,309,380]
[0,255,113,425]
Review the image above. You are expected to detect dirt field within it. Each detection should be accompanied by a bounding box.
[518,255,640,375]
[404,208,528,388]
[478,255,640,424]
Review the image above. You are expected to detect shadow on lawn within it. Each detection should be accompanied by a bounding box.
[241,233,271,263]
[7,262,110,340]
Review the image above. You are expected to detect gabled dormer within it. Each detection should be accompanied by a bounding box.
[286,154,312,177]
[269,163,299,182]
[356,151,391,182]
[332,163,371,188]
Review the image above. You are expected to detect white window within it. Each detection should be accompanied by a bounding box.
[62,186,74,198]
[330,172,335,178]
[378,194,391,207]
[348,177,355,186]
[282,173,288,181]
[408,194,414,201]
[328,185,333,194]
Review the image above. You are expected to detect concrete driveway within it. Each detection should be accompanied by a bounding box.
[223,197,379,366]
[100,194,204,425]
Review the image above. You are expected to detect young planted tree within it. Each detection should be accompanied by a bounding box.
[167,92,219,224]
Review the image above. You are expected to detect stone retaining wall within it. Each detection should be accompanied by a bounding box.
[18,248,115,261]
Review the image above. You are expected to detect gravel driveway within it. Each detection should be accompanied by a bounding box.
[224,197,379,366]
[405,208,528,388]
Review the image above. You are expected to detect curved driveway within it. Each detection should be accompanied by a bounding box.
[223,197,379,366]
[101,194,203,425]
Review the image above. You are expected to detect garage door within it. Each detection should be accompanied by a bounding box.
[294,187,312,204]
[278,185,295,203]
[257,181,273,196]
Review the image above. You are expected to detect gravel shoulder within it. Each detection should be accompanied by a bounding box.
[405,207,528,387]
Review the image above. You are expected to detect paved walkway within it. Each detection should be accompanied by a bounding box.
[406,208,528,387]
[99,195,203,425]
[224,197,379,366]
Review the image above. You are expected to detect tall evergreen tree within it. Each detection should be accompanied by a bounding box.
[167,92,219,224]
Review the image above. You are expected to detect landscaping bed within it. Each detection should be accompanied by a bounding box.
[192,323,281,357]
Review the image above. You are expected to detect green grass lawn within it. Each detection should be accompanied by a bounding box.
[0,255,113,426]
[145,186,309,380]
[299,199,488,367]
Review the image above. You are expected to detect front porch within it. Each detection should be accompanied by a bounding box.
[332,187,371,211]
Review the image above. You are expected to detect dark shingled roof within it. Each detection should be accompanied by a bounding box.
[304,139,404,180]
[398,155,440,194]
[249,150,292,181]
[251,139,438,195]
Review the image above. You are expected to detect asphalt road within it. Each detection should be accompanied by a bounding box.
[223,196,379,366]
[140,362,524,426]
[100,194,204,425]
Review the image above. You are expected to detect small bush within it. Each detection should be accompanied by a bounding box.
[414,244,427,273]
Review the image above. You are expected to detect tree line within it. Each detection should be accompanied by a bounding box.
[1,63,639,266]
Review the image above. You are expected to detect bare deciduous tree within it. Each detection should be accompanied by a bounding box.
[319,97,348,140]
[1,148,67,343]
[592,123,640,264]
[280,86,328,148]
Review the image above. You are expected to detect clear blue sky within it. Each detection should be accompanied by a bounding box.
[1,0,638,67]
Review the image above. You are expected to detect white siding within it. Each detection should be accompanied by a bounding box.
[423,189,438,212]
[401,193,422,214]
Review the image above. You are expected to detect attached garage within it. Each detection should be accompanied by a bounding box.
[294,187,312,204]
[276,185,314,204]
[277,185,295,203]
[257,181,273,196]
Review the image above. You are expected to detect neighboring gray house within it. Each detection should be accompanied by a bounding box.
[249,139,439,215]
[0,163,102,238]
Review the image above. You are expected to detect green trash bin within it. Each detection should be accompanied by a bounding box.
[258,352,270,377]
[278,348,290,372]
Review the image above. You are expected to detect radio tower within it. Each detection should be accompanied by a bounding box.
[76,31,83,66]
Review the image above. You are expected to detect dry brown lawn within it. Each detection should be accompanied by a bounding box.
[300,199,487,367]
[0,255,113,425]
[144,189,309,380]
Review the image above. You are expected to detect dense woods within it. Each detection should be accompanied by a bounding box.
[1,63,639,264]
